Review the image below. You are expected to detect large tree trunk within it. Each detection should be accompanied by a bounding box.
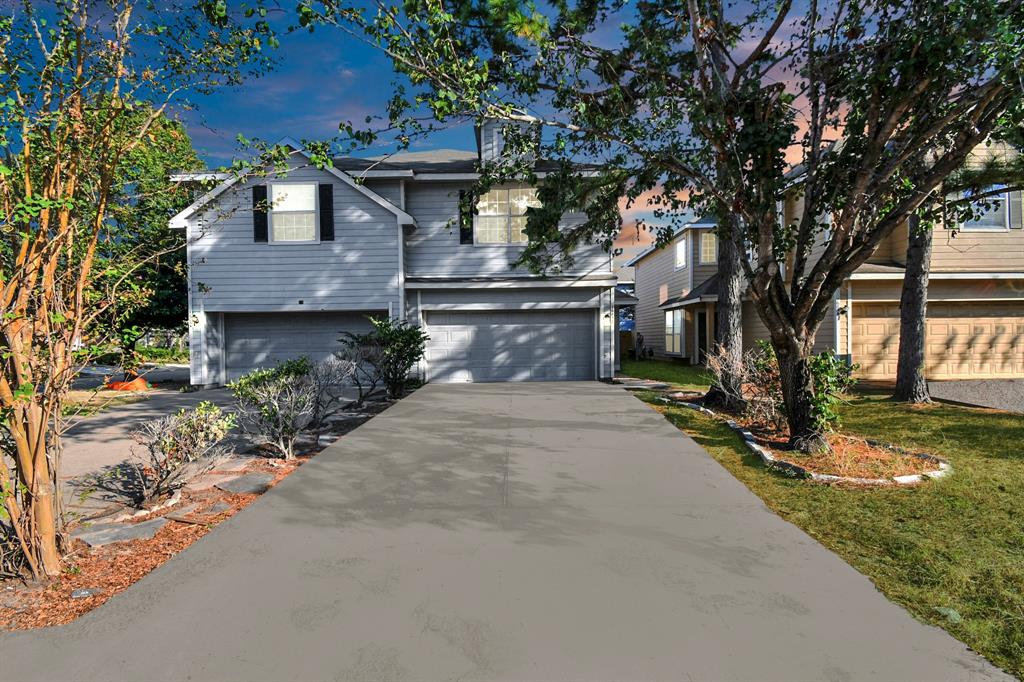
[774,338,828,452]
[705,216,745,411]
[894,214,932,403]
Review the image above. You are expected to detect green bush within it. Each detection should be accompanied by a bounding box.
[229,357,315,459]
[808,350,859,432]
[339,318,429,400]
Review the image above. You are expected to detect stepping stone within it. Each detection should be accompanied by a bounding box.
[621,382,670,390]
[72,517,168,547]
[165,503,202,523]
[207,501,232,515]
[184,473,241,492]
[215,457,251,473]
[70,588,102,599]
[215,472,274,495]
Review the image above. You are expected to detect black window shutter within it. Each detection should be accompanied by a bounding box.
[252,185,268,243]
[319,184,335,241]
[458,190,473,244]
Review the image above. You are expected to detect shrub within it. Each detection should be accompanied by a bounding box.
[808,350,859,432]
[339,318,429,400]
[335,333,383,406]
[308,355,356,428]
[230,358,316,460]
[128,401,235,505]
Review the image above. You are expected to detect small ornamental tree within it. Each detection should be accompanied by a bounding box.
[306,0,1024,451]
[340,319,429,399]
[0,0,276,578]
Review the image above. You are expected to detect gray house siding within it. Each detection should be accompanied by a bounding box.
[403,181,612,278]
[189,162,401,313]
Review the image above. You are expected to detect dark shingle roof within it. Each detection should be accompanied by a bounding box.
[334,149,604,175]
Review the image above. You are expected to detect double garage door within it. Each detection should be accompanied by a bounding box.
[221,310,597,383]
[852,302,1024,379]
[223,312,375,381]
[424,310,596,382]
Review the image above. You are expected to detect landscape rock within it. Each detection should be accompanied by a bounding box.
[72,517,168,547]
[215,472,274,495]
[184,473,241,492]
[70,588,102,599]
[165,504,202,523]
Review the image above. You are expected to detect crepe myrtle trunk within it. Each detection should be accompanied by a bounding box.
[705,220,745,411]
[894,214,933,404]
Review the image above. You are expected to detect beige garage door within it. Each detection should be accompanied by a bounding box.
[852,302,1024,379]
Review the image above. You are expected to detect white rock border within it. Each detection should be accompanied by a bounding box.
[657,396,952,486]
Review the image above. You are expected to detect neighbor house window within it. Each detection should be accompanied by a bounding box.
[699,232,718,263]
[475,186,540,244]
[674,237,687,269]
[270,183,317,242]
[958,187,1010,231]
[664,309,683,354]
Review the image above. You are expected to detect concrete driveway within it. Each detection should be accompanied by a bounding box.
[1,383,1008,681]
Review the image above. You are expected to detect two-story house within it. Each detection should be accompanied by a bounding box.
[630,145,1024,379]
[169,122,617,385]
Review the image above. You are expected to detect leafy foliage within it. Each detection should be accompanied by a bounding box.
[128,401,236,505]
[339,318,429,400]
[305,0,1023,449]
[808,351,859,433]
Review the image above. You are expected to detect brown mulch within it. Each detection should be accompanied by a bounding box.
[672,395,937,480]
[0,455,311,631]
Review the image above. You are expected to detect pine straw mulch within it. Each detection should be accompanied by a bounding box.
[0,456,307,631]
[661,392,938,481]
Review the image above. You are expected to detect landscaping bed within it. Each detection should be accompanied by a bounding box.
[625,374,1024,678]
[660,392,950,485]
[0,400,393,631]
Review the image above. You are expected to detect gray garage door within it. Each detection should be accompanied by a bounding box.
[224,311,377,381]
[424,310,596,382]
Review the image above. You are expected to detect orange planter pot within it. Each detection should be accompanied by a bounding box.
[108,376,151,392]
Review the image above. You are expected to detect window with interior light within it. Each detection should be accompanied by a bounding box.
[270,183,318,242]
[474,186,541,244]
[699,232,718,263]
[664,309,683,354]
[674,237,687,269]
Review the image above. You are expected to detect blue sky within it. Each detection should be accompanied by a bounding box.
[182,23,473,167]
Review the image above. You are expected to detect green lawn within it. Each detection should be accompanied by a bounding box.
[620,358,711,392]
[634,385,1024,677]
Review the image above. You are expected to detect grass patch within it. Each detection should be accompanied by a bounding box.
[63,389,147,417]
[636,389,1024,677]
[620,358,711,392]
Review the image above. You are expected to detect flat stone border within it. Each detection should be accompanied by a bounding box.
[657,396,952,486]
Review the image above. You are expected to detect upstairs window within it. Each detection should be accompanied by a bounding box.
[270,183,317,242]
[475,186,540,244]
[699,232,718,264]
[674,237,687,269]
[959,187,1010,231]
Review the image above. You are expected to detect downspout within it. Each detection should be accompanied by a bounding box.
[397,180,407,320]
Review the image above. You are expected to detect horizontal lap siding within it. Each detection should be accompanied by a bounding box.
[403,181,612,278]
[189,163,400,312]
[633,234,690,358]
[418,287,601,309]
[931,218,1024,272]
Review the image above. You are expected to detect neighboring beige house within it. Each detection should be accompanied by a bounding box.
[630,148,1024,379]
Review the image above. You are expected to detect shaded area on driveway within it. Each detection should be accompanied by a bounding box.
[929,379,1024,413]
[1,382,1010,681]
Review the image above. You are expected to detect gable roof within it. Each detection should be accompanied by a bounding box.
[169,138,416,229]
[624,217,717,267]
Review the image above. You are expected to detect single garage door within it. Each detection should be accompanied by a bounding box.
[424,310,596,382]
[852,302,1024,379]
[223,311,377,381]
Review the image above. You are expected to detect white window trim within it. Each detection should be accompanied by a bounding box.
[699,232,718,264]
[674,238,687,270]
[664,309,683,355]
[472,185,536,247]
[269,181,320,245]
[957,189,1011,232]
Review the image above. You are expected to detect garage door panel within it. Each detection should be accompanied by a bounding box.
[224,312,376,381]
[425,310,595,383]
[853,302,1024,379]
